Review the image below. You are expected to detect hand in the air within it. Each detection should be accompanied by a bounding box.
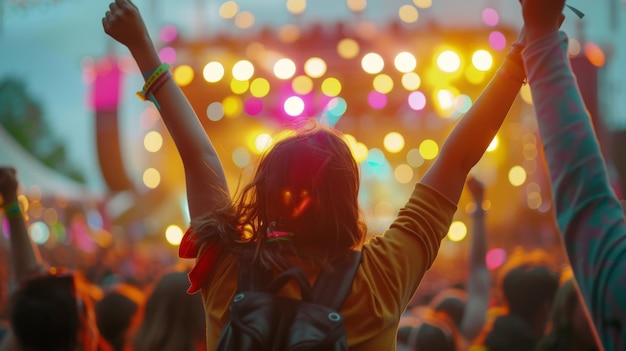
[102,0,151,49]
[0,167,19,203]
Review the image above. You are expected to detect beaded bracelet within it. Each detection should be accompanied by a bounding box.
[2,201,22,218]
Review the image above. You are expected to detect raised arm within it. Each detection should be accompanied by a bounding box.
[420,36,526,204]
[459,176,490,341]
[520,0,626,347]
[0,167,44,280]
[102,0,229,219]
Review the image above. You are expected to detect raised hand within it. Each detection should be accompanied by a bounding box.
[519,0,567,42]
[102,0,151,50]
[466,176,485,206]
[0,167,18,202]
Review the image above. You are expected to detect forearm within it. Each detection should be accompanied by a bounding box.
[128,40,229,218]
[422,51,524,203]
[524,31,626,344]
[523,31,622,259]
[3,199,44,280]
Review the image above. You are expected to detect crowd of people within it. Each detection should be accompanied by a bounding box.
[0,0,624,349]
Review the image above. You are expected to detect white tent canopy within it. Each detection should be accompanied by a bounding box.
[0,126,104,202]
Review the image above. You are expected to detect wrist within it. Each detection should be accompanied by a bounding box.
[129,37,162,74]
[525,27,559,46]
[2,200,22,218]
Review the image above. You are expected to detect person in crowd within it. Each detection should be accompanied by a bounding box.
[429,176,490,347]
[0,166,100,351]
[518,0,626,349]
[102,0,534,348]
[537,270,601,351]
[479,262,559,351]
[131,269,206,351]
[397,306,458,351]
[96,284,145,351]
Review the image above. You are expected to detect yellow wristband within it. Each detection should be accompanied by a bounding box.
[136,63,171,100]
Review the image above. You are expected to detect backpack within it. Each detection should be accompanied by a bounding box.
[215,250,362,351]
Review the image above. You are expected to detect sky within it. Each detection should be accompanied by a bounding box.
[0,0,614,194]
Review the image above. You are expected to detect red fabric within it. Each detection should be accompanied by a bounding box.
[179,228,221,294]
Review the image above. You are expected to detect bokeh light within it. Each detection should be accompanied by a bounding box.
[244,97,263,116]
[398,5,419,24]
[143,168,161,189]
[203,62,225,83]
[274,58,297,79]
[419,139,439,160]
[292,75,314,95]
[254,133,273,153]
[437,50,461,73]
[489,31,507,51]
[159,24,178,43]
[304,57,327,78]
[408,91,426,110]
[472,50,493,71]
[486,248,507,270]
[165,225,183,246]
[286,0,306,15]
[373,74,394,94]
[284,96,305,116]
[250,78,271,97]
[394,164,414,184]
[482,8,499,27]
[402,72,421,90]
[383,132,405,153]
[173,65,194,86]
[337,38,360,59]
[367,90,387,109]
[232,147,251,168]
[394,51,417,73]
[232,60,255,81]
[234,11,255,29]
[321,77,342,96]
[144,131,163,152]
[447,221,467,242]
[509,166,527,187]
[206,102,224,121]
[361,52,385,74]
[219,1,239,19]
[347,0,367,12]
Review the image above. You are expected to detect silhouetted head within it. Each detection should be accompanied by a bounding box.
[9,269,98,351]
[537,278,599,351]
[429,288,467,328]
[96,284,144,351]
[132,269,205,351]
[397,312,457,351]
[502,264,559,326]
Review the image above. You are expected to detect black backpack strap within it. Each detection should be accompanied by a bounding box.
[237,247,272,292]
[311,250,362,311]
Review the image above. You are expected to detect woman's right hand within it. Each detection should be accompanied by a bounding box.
[519,0,566,43]
[0,167,19,203]
[102,0,151,50]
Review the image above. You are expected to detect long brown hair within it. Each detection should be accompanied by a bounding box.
[191,122,367,270]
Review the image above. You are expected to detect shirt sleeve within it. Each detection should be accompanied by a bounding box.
[523,30,626,349]
[361,183,457,313]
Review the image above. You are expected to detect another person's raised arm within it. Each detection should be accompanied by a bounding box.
[102,0,229,219]
[520,0,626,348]
[0,167,44,280]
[459,176,490,341]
